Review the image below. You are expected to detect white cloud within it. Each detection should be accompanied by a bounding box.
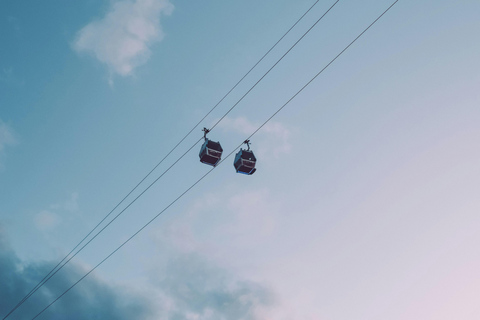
[216,116,292,158]
[73,0,173,78]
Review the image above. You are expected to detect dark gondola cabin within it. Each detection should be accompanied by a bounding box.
[234,148,256,175]
[199,138,223,166]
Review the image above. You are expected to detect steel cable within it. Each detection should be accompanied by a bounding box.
[30,1,399,318]
[1,1,334,318]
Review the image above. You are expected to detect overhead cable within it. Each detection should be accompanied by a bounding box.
[1,1,334,318]
[30,1,399,318]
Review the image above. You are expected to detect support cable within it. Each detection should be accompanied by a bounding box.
[30,2,399,318]
[1,1,332,318]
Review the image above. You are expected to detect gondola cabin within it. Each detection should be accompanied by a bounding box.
[234,149,256,175]
[199,138,223,166]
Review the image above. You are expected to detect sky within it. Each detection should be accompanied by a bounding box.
[1,0,479,319]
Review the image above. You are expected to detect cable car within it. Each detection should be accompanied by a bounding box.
[234,140,256,175]
[199,128,223,166]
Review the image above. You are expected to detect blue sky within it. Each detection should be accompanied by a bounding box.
[1,0,480,319]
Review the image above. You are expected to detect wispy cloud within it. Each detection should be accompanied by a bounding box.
[49,192,79,212]
[216,116,292,158]
[34,210,60,231]
[34,192,80,231]
[155,253,275,320]
[73,0,173,79]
